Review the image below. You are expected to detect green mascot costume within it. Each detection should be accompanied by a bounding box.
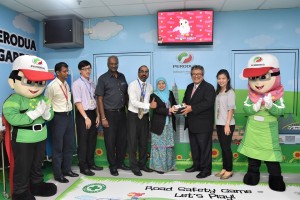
[237,54,286,192]
[2,55,57,200]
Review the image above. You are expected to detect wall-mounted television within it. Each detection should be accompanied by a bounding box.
[157,10,214,46]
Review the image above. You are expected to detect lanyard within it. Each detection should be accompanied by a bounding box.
[137,79,146,98]
[80,77,93,99]
[58,82,68,101]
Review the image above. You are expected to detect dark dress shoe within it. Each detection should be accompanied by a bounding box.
[185,166,199,173]
[80,169,95,176]
[141,166,153,172]
[156,171,164,174]
[132,169,142,176]
[110,168,119,176]
[89,165,103,171]
[196,171,211,179]
[63,170,79,177]
[55,176,69,183]
[118,164,130,170]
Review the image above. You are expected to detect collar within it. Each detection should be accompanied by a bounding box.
[138,78,146,84]
[80,75,91,83]
[108,70,119,78]
[55,77,66,85]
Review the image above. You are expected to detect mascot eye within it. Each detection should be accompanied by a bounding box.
[37,81,46,86]
[27,80,32,84]
[261,75,266,80]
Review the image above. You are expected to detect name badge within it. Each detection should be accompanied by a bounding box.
[254,115,264,122]
[90,99,95,105]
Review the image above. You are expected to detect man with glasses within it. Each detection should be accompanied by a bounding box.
[45,62,78,183]
[181,65,215,179]
[95,55,129,176]
[127,65,157,176]
[72,60,103,176]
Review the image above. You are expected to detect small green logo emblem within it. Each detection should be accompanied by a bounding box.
[82,183,106,193]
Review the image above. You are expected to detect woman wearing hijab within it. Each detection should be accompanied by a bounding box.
[149,77,177,174]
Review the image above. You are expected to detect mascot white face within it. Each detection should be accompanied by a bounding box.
[248,69,277,94]
[243,54,281,95]
[8,55,54,99]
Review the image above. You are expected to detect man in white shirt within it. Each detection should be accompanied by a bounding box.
[127,65,157,176]
[44,62,78,183]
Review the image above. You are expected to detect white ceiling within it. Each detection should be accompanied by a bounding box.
[1,0,300,21]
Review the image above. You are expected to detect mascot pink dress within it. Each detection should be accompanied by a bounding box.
[237,54,286,192]
[2,55,57,200]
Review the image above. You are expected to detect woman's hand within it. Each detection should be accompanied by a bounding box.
[224,124,231,135]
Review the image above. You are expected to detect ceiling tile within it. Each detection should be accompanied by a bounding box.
[109,4,149,16]
[146,2,185,14]
[59,0,105,9]
[102,0,144,6]
[185,0,225,11]
[73,6,114,18]
[42,9,79,17]
[0,0,33,12]
[260,0,300,9]
[222,0,264,11]
[15,0,68,11]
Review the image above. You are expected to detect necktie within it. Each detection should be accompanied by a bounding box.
[138,83,145,119]
[191,84,197,98]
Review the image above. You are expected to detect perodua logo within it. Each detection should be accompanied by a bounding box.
[33,58,43,65]
[177,52,193,64]
[253,56,263,63]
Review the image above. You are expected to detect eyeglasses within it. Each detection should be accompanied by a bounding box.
[139,70,149,74]
[191,73,203,77]
[249,71,280,81]
[81,68,92,71]
[15,75,46,87]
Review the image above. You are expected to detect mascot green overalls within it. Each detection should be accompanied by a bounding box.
[2,55,57,200]
[238,54,286,192]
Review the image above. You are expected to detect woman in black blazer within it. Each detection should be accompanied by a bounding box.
[149,77,177,174]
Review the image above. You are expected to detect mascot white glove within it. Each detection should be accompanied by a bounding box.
[264,93,273,109]
[42,103,51,120]
[26,100,47,120]
[253,98,262,112]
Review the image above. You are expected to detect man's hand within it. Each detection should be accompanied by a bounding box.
[150,98,157,109]
[253,98,262,112]
[102,118,109,128]
[181,105,192,115]
[85,117,92,129]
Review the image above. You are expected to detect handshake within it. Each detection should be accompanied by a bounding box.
[173,104,187,114]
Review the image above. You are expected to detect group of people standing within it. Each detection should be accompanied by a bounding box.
[44,55,236,182]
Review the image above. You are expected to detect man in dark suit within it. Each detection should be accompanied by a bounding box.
[181,65,216,179]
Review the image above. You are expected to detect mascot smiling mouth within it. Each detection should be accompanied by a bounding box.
[29,89,39,94]
[255,85,264,90]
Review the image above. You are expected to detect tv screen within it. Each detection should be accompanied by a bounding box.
[157,10,214,45]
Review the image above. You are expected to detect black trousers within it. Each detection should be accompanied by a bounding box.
[216,125,235,171]
[76,110,98,170]
[127,111,150,170]
[188,131,212,173]
[248,157,282,176]
[12,138,45,195]
[49,112,74,178]
[103,110,127,170]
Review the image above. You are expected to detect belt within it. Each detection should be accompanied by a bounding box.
[55,111,71,115]
[14,123,45,132]
[105,107,125,112]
